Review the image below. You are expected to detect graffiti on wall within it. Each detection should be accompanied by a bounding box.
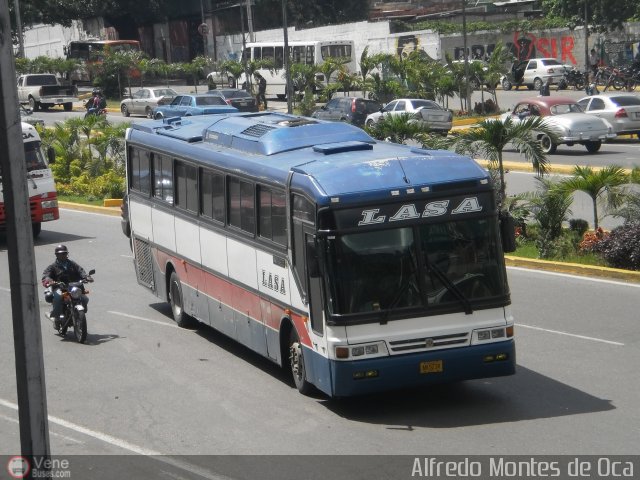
[446,30,640,67]
[396,34,435,60]
[451,31,577,64]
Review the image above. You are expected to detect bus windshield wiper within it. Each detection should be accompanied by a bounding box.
[426,261,473,315]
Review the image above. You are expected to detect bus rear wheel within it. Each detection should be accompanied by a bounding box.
[289,329,312,395]
[32,222,41,237]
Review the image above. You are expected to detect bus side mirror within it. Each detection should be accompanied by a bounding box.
[499,211,517,253]
[47,147,55,164]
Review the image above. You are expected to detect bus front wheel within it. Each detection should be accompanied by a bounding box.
[289,329,312,395]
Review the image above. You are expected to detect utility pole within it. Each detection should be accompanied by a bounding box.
[13,0,24,57]
[462,0,471,113]
[282,0,292,114]
[246,0,255,43]
[0,0,52,474]
[584,1,590,93]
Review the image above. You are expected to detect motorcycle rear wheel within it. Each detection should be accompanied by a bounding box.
[73,310,87,343]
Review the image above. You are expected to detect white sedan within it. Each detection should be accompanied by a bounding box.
[577,93,640,138]
[500,96,616,153]
[120,87,179,118]
[365,98,453,135]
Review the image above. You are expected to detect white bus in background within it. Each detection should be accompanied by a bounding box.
[0,123,59,237]
[241,40,356,98]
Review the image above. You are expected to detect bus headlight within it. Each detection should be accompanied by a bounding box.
[334,342,388,360]
[472,326,512,344]
[41,200,58,209]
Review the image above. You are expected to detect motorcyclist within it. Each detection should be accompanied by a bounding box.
[85,88,107,116]
[42,245,93,329]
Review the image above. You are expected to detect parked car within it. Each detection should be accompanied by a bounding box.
[206,70,236,89]
[152,94,238,119]
[120,87,178,118]
[500,96,616,153]
[365,98,453,134]
[206,88,258,112]
[501,58,569,91]
[311,96,381,126]
[577,93,640,138]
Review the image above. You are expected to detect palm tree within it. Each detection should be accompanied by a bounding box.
[560,165,629,229]
[365,113,431,145]
[452,116,557,206]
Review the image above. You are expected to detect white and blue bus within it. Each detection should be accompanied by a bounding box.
[123,113,516,397]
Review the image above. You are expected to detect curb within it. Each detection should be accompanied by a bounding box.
[505,256,640,283]
[59,201,121,217]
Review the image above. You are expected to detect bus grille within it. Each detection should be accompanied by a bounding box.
[134,238,154,289]
[388,332,469,353]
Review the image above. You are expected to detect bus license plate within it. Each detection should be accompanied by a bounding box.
[420,360,443,374]
[42,213,54,221]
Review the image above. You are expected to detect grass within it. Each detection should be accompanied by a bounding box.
[510,239,608,267]
[58,195,104,207]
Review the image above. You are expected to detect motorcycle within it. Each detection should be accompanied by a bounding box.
[44,269,95,343]
[561,67,586,90]
[83,98,107,119]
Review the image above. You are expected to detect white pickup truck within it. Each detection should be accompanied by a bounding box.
[17,73,79,112]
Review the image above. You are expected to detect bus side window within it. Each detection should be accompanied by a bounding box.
[153,153,173,204]
[275,47,284,69]
[228,176,255,234]
[129,147,151,195]
[259,186,287,247]
[200,169,225,223]
[175,161,197,213]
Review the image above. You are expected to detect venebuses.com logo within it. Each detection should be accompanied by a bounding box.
[7,456,30,479]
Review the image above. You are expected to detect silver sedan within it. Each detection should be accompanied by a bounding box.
[120,87,179,118]
[577,93,640,138]
[365,98,453,134]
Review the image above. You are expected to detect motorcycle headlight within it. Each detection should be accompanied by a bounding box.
[69,286,82,299]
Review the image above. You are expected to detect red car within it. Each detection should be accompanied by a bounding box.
[501,96,616,153]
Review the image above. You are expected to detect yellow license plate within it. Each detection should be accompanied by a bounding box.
[420,360,443,374]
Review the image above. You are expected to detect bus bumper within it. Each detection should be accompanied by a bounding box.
[321,340,515,397]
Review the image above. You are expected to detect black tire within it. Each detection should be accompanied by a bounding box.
[169,271,193,328]
[64,102,73,112]
[540,134,557,154]
[154,112,164,120]
[145,106,153,118]
[29,97,39,112]
[612,78,625,91]
[121,104,130,117]
[575,78,585,90]
[533,78,543,91]
[502,78,512,91]
[585,140,601,153]
[365,119,375,128]
[73,310,87,344]
[557,79,567,90]
[289,328,312,395]
[32,222,41,237]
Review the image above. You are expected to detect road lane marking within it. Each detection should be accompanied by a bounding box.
[0,398,159,454]
[108,311,181,329]
[0,413,83,444]
[516,323,624,346]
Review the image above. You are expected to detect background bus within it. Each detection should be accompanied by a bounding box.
[0,123,59,237]
[65,39,141,84]
[123,113,516,398]
[241,40,356,98]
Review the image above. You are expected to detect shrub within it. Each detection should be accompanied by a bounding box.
[579,227,608,253]
[569,218,589,237]
[592,222,640,270]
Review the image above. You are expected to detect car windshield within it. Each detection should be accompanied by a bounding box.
[542,59,561,66]
[153,89,177,97]
[610,96,640,106]
[324,218,507,317]
[195,96,227,106]
[550,103,583,115]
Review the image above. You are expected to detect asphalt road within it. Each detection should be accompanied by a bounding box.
[0,209,639,479]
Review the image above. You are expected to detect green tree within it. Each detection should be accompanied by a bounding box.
[452,117,557,206]
[560,165,629,229]
[542,0,637,31]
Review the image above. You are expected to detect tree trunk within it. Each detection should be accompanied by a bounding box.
[592,197,599,230]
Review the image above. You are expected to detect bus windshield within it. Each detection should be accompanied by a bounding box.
[324,217,507,316]
[24,141,48,172]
